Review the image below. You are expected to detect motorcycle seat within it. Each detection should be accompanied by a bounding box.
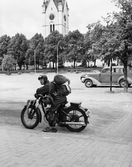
[70,102,81,107]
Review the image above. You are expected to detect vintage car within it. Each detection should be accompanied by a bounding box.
[80,66,132,88]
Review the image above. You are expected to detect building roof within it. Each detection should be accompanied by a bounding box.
[44,0,68,12]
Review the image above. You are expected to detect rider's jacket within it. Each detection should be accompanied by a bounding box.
[36,81,67,113]
[36,82,56,97]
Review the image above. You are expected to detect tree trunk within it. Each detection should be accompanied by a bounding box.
[110,59,113,92]
[53,61,55,69]
[123,61,128,92]
[94,60,96,67]
[88,61,90,67]
[73,59,76,68]
[26,64,28,70]
[14,64,16,70]
[17,61,21,70]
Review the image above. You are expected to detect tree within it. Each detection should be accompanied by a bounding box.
[112,0,132,91]
[7,33,28,70]
[2,54,16,73]
[99,14,120,65]
[84,22,104,67]
[64,30,84,68]
[44,31,63,69]
[0,35,10,64]
[25,47,34,69]
[29,33,45,69]
[95,0,132,92]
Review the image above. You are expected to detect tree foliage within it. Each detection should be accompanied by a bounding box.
[94,0,132,91]
[29,33,45,69]
[113,0,132,91]
[0,35,10,64]
[84,22,105,67]
[44,31,63,68]
[64,30,84,68]
[2,54,16,72]
[7,33,29,70]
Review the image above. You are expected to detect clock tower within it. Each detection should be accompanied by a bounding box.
[42,0,69,39]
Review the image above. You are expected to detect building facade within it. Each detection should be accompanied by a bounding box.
[42,0,69,39]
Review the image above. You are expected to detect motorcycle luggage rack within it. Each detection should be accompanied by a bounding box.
[70,102,81,107]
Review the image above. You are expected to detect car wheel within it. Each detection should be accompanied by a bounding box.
[119,79,129,87]
[128,84,131,87]
[85,79,93,88]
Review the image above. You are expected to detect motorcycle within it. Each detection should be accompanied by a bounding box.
[21,94,90,132]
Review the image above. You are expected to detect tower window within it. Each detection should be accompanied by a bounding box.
[53,24,55,31]
[50,24,55,33]
[49,14,55,20]
[50,24,52,33]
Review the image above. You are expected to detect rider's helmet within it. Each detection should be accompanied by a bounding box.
[38,75,49,84]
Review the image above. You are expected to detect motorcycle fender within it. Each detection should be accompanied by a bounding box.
[68,105,79,111]
[64,106,72,112]
[69,105,90,124]
[68,105,90,116]
[80,106,91,117]
[80,107,90,124]
[37,108,42,123]
[26,100,31,109]
[26,100,36,109]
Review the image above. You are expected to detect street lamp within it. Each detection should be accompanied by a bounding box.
[57,46,58,74]
[57,41,60,74]
[34,50,36,74]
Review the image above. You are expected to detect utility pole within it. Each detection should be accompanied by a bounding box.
[110,59,112,92]
[57,41,60,74]
[34,50,36,74]
[57,45,58,74]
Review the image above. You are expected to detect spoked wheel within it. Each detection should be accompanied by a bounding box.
[21,105,40,129]
[65,108,88,132]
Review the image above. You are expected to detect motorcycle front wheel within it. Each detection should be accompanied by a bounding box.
[65,108,88,132]
[21,105,40,129]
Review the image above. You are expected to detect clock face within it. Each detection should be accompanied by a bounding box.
[64,15,66,21]
[49,14,55,20]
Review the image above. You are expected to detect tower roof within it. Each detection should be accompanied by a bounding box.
[53,0,64,10]
[44,0,69,11]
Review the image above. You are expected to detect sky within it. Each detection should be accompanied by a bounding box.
[0,0,120,39]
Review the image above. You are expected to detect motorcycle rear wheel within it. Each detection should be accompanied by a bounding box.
[21,105,40,129]
[65,108,88,132]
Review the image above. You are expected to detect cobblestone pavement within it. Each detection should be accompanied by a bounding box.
[0,96,132,167]
[0,112,132,167]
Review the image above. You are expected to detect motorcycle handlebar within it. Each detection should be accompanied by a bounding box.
[34,93,44,99]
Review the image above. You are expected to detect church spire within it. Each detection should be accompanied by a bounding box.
[42,0,69,38]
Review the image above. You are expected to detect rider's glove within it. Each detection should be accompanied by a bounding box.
[34,93,39,99]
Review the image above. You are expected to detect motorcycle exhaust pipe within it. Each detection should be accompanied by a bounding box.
[60,122,86,126]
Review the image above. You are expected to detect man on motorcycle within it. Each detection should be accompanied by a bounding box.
[35,75,67,133]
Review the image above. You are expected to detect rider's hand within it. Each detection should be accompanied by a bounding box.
[34,93,39,99]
